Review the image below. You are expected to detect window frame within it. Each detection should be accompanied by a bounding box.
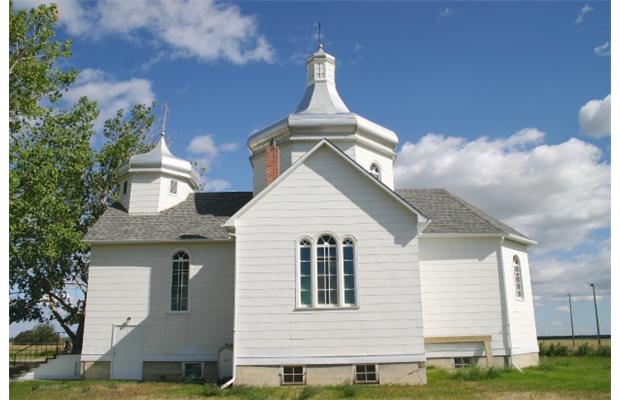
[297,237,313,308]
[513,255,524,300]
[182,361,203,380]
[170,249,191,313]
[122,180,128,195]
[280,365,306,385]
[353,364,379,384]
[341,236,358,306]
[316,233,339,307]
[454,357,473,369]
[169,179,178,195]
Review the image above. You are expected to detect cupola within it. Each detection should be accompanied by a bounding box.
[117,133,200,214]
[247,45,399,194]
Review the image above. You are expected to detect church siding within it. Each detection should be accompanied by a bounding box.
[419,237,508,356]
[81,242,234,363]
[234,146,425,365]
[500,240,539,355]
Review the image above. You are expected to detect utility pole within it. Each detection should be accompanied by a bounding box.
[568,293,575,348]
[589,283,601,347]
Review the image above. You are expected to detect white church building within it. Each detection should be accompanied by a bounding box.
[80,46,539,385]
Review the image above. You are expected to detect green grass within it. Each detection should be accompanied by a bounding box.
[9,356,611,400]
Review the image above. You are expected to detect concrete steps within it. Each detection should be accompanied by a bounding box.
[15,354,81,381]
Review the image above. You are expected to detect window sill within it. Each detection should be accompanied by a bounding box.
[294,306,359,311]
[166,311,190,316]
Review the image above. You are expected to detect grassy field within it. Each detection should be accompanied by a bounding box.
[9,356,611,400]
[538,338,611,347]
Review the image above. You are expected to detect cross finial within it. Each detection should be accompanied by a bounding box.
[161,103,169,137]
[317,22,323,49]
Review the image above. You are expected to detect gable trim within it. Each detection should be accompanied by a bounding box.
[224,139,429,228]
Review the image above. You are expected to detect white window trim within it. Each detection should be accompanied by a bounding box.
[169,179,179,196]
[182,361,203,379]
[513,255,524,301]
[169,248,191,313]
[353,364,379,384]
[280,365,306,385]
[294,233,359,310]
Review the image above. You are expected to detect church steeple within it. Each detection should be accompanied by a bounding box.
[297,46,349,114]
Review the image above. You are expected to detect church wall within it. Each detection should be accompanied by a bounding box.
[157,175,193,212]
[127,173,162,214]
[500,240,539,355]
[251,152,266,195]
[352,142,394,190]
[234,146,425,367]
[81,242,234,365]
[419,237,509,356]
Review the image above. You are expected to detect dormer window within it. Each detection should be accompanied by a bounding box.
[369,163,381,181]
[169,179,178,194]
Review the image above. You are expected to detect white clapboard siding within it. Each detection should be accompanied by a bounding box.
[351,143,394,190]
[419,237,509,355]
[235,146,425,365]
[82,242,234,362]
[127,173,161,213]
[252,152,266,195]
[501,240,539,355]
[157,175,192,212]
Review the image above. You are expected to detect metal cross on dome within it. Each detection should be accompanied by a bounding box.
[317,22,323,49]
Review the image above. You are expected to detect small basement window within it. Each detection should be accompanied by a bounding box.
[281,366,305,385]
[354,364,378,384]
[183,362,203,379]
[169,179,178,194]
[454,357,473,369]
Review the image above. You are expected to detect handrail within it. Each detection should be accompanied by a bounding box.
[11,332,67,370]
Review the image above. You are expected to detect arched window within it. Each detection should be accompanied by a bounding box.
[369,163,381,181]
[342,238,356,305]
[299,239,312,307]
[171,251,190,311]
[513,255,524,299]
[317,235,338,305]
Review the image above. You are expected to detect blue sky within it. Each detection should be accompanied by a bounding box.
[11,1,611,337]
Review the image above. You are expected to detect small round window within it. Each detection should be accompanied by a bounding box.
[369,163,381,181]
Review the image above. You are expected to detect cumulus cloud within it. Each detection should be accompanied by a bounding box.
[531,239,610,302]
[575,3,593,24]
[438,7,457,20]
[186,134,239,191]
[594,41,610,57]
[579,94,611,138]
[23,0,274,65]
[64,68,155,129]
[394,129,610,253]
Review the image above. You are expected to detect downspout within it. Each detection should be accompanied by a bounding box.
[497,237,523,373]
[221,230,237,389]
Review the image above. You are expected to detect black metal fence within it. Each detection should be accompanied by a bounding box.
[9,332,71,371]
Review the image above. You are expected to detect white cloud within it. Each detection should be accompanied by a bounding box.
[438,7,457,20]
[64,68,155,129]
[531,239,610,302]
[575,3,593,24]
[555,306,570,313]
[579,94,611,138]
[594,41,610,57]
[549,320,564,327]
[220,142,240,152]
[34,0,275,65]
[205,178,232,192]
[394,129,610,253]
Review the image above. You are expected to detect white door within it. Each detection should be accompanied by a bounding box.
[218,346,233,380]
[111,325,143,380]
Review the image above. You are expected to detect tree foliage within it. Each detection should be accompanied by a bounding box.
[9,1,156,352]
[12,324,58,344]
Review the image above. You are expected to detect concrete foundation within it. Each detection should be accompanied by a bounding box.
[81,361,110,380]
[426,352,539,370]
[143,361,182,381]
[236,362,427,386]
[511,352,539,368]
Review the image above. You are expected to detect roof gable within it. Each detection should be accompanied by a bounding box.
[225,139,429,228]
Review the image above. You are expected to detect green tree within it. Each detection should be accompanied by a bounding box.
[9,1,156,353]
[13,324,58,344]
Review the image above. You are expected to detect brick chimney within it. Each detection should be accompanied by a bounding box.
[265,140,280,185]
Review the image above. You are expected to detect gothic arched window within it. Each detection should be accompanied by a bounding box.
[513,255,524,299]
[171,251,190,311]
[298,238,312,307]
[317,235,338,305]
[342,238,356,305]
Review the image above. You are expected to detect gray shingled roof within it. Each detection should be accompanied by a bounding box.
[85,192,253,242]
[397,188,529,238]
[85,188,529,242]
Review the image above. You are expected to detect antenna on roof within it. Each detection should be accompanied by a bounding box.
[317,22,323,49]
[160,103,169,137]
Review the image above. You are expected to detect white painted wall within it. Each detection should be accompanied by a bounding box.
[419,237,508,357]
[82,242,235,363]
[351,143,394,190]
[157,175,192,212]
[122,173,193,214]
[251,152,266,195]
[500,240,539,355]
[235,146,425,365]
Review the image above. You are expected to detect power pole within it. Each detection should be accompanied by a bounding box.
[568,293,575,348]
[589,283,601,347]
